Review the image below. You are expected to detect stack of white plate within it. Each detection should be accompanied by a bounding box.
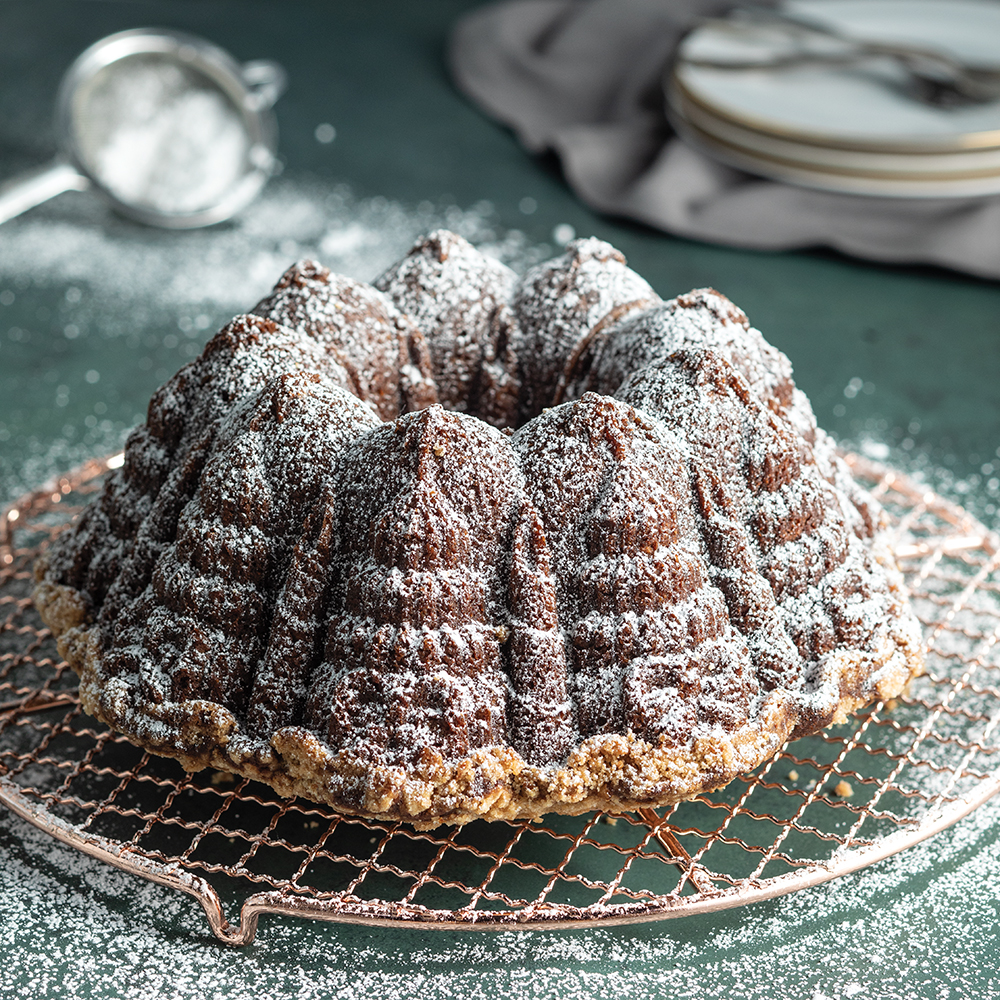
[667,0,1000,197]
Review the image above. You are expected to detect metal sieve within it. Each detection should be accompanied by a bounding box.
[0,29,285,228]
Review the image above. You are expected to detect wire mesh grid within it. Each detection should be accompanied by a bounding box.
[2,453,1000,944]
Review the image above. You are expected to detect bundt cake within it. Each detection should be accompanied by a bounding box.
[33,230,923,827]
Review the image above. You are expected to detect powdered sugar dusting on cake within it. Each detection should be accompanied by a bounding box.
[577,288,794,418]
[375,230,521,426]
[618,351,912,728]
[512,238,661,421]
[42,313,360,622]
[98,374,381,719]
[33,232,923,827]
[252,261,439,419]
[304,406,526,769]
[513,394,759,745]
[576,288,881,541]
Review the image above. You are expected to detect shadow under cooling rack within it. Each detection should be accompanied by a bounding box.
[2,454,1000,944]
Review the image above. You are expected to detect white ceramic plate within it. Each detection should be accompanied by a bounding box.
[670,80,1000,176]
[673,0,1000,153]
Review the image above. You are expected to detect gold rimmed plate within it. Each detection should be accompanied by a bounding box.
[670,112,1000,196]
[669,0,1000,194]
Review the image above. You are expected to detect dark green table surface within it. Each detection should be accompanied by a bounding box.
[2,3,1000,998]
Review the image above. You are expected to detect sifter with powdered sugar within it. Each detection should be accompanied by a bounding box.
[0,28,285,228]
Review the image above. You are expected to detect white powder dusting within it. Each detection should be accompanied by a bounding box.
[2,791,1000,999]
[35,232,924,825]
[77,56,250,215]
[0,182,546,316]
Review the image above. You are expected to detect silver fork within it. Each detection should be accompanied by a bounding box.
[686,6,1000,106]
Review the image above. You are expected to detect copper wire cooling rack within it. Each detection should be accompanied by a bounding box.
[2,454,1000,944]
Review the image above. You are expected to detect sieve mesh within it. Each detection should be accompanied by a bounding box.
[2,454,999,944]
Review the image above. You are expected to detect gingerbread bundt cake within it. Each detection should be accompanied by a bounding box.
[33,231,923,827]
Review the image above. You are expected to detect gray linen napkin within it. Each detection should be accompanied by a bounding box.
[450,0,1000,279]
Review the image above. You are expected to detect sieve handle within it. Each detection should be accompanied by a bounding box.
[241,60,287,111]
[0,158,90,225]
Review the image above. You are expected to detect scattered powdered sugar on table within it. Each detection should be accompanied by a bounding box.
[0,179,546,311]
[2,792,999,1000]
